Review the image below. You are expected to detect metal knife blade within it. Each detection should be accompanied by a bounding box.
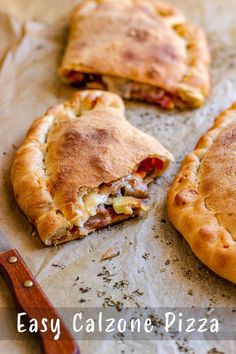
[0,230,12,253]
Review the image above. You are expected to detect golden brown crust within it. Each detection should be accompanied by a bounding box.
[59,0,210,109]
[11,90,173,246]
[167,103,236,284]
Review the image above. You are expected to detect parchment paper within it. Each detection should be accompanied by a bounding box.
[0,1,236,353]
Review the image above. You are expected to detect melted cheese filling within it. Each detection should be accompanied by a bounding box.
[66,71,175,109]
[101,76,174,109]
[71,173,150,230]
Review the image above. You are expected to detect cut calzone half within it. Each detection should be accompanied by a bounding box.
[11,90,173,246]
[59,0,210,110]
[168,103,236,284]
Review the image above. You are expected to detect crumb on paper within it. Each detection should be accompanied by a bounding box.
[183,269,192,279]
[97,266,116,283]
[101,247,120,261]
[142,252,150,260]
[97,290,106,297]
[187,289,193,296]
[113,279,129,290]
[51,263,65,270]
[207,348,225,354]
[103,296,123,311]
[206,307,215,316]
[175,339,195,354]
[79,287,91,293]
[209,296,218,305]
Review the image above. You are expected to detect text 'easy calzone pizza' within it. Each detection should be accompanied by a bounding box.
[168,103,236,284]
[11,90,173,246]
[59,0,210,110]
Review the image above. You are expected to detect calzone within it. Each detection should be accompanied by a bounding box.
[11,90,173,246]
[59,0,210,109]
[168,104,236,284]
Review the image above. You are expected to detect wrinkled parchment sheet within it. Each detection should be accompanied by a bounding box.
[0,0,236,353]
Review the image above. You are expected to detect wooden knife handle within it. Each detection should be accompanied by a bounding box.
[0,248,80,354]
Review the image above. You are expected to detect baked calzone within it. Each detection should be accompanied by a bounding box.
[168,103,236,284]
[59,0,210,109]
[11,90,173,246]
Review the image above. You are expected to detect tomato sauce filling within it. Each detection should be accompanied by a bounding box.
[65,71,174,108]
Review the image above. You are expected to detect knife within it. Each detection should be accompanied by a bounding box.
[0,230,80,354]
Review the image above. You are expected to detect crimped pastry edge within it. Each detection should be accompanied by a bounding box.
[167,103,236,284]
[11,90,173,246]
[59,0,210,109]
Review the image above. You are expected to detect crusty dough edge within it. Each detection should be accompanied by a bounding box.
[11,90,173,247]
[10,90,125,246]
[59,0,210,109]
[167,103,236,284]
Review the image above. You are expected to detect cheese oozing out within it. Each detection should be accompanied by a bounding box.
[70,157,164,233]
